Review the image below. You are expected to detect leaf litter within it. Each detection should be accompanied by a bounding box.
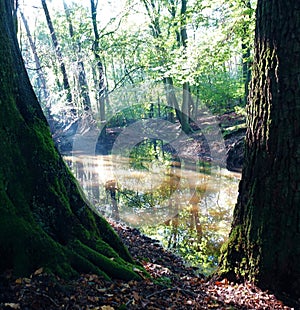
[0,220,298,309]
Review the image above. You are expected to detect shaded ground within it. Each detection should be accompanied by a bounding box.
[0,220,296,310]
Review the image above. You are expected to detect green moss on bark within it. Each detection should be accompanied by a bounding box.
[70,240,140,281]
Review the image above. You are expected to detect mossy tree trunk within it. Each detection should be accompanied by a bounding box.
[0,0,140,281]
[218,0,300,301]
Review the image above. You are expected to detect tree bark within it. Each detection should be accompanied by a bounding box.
[218,0,300,302]
[90,0,107,127]
[20,10,54,131]
[179,0,193,133]
[63,0,91,111]
[0,0,140,281]
[41,0,73,109]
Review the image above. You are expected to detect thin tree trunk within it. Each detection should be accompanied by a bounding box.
[142,0,192,133]
[90,0,107,129]
[20,10,54,131]
[179,0,192,133]
[63,0,91,111]
[163,77,183,123]
[41,0,74,111]
[142,2,183,125]
[182,82,191,132]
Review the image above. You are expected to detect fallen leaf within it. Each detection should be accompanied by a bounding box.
[34,267,44,275]
[133,291,140,301]
[97,288,107,293]
[4,303,20,309]
[215,278,228,286]
[87,295,99,302]
[100,306,114,310]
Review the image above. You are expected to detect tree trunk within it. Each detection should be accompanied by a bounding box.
[20,10,54,132]
[90,0,107,129]
[142,0,192,133]
[63,0,91,111]
[0,0,140,281]
[218,0,300,302]
[163,76,183,123]
[41,0,74,110]
[177,0,193,133]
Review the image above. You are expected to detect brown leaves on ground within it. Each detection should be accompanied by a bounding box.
[0,221,297,309]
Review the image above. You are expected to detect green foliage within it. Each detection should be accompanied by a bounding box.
[19,0,256,121]
[129,139,173,171]
[196,69,244,114]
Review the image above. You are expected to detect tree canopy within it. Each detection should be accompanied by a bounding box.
[19,0,255,125]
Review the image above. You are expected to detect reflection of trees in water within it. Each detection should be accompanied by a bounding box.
[66,155,100,205]
[141,175,237,276]
[65,140,239,275]
[164,181,206,249]
[105,180,119,221]
[109,139,183,219]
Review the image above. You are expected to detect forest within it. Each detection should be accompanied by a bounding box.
[0,0,299,309]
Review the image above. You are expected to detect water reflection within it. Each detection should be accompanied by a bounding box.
[65,153,240,275]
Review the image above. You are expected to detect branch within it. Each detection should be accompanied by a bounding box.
[108,67,143,94]
[25,66,44,71]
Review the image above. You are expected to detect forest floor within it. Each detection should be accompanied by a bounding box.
[0,219,297,310]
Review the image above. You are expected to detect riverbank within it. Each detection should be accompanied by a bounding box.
[0,219,296,309]
[53,111,246,173]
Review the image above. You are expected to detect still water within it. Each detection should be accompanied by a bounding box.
[65,153,240,275]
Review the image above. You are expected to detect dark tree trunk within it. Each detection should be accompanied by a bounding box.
[218,0,300,303]
[0,0,140,281]
[179,0,193,134]
[91,0,107,128]
[41,0,73,109]
[163,76,183,123]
